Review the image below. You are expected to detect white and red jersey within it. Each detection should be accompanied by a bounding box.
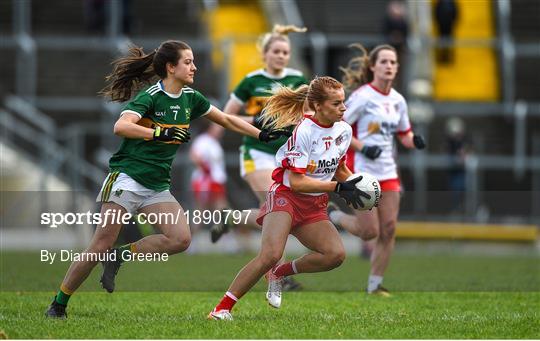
[271,117,352,196]
[344,83,411,181]
[190,133,227,185]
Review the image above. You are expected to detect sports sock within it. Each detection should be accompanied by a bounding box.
[118,243,135,263]
[328,210,345,226]
[273,260,298,277]
[367,275,383,293]
[55,285,72,306]
[215,291,238,312]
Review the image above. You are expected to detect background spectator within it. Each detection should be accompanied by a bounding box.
[446,117,470,211]
[434,0,459,64]
[382,0,409,56]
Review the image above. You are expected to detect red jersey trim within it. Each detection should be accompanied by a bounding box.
[308,116,333,128]
[338,154,347,166]
[288,120,303,150]
[397,127,412,136]
[346,120,358,171]
[369,83,391,96]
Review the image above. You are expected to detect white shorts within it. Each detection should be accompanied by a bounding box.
[96,172,178,214]
[239,146,276,177]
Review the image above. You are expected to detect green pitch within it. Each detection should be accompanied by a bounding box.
[1,251,539,338]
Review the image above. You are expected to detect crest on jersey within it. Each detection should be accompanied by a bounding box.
[335,134,345,146]
[367,122,381,135]
[306,160,317,173]
[276,197,288,207]
[185,108,191,120]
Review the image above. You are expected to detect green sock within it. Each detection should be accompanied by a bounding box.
[118,244,132,263]
[55,290,71,306]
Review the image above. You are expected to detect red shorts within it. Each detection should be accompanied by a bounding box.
[256,189,329,228]
[379,178,401,192]
[191,178,227,205]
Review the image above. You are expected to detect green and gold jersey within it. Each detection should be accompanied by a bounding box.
[231,68,308,154]
[109,81,212,191]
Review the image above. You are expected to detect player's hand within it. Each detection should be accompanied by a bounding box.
[258,128,292,142]
[334,175,371,209]
[361,145,382,160]
[153,126,190,143]
[413,134,426,150]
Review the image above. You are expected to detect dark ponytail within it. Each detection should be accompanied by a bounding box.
[100,40,192,102]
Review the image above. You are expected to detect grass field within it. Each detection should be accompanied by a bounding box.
[1,251,539,338]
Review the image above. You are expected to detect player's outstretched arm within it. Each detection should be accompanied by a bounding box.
[205,106,260,138]
[205,106,290,142]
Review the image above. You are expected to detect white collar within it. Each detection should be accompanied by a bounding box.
[157,80,183,98]
[260,68,288,79]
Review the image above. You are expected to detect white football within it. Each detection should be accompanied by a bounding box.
[346,172,381,210]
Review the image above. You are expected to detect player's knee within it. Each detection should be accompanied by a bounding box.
[379,221,396,241]
[170,235,191,253]
[258,250,282,270]
[326,247,346,269]
[360,226,379,241]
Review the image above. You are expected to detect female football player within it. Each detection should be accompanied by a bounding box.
[210,24,309,292]
[208,76,371,320]
[45,40,288,318]
[329,44,426,296]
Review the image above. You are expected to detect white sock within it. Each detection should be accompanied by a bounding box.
[225,291,238,301]
[291,260,298,274]
[328,210,345,226]
[367,275,383,293]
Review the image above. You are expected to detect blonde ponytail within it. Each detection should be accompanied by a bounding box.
[261,76,343,129]
[257,24,307,53]
[260,85,309,129]
[272,24,307,35]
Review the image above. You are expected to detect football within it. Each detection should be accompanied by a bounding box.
[346,172,381,210]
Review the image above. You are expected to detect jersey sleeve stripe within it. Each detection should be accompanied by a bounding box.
[200,104,214,117]
[120,110,143,118]
[148,87,161,96]
[145,85,159,94]
[290,122,302,147]
[397,127,412,136]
